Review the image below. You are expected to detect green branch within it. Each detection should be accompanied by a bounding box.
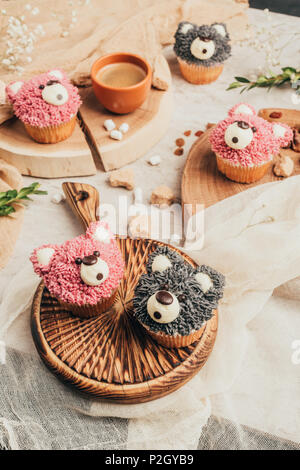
[227,67,300,94]
[0,182,47,216]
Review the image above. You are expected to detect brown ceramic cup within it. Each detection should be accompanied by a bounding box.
[91,52,152,114]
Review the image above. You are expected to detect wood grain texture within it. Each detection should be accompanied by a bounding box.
[0,159,24,270]
[31,238,218,403]
[31,181,217,402]
[79,80,173,172]
[0,117,96,178]
[62,182,99,230]
[258,108,300,130]
[182,126,300,213]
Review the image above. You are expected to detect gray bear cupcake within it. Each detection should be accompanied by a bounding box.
[174,21,231,84]
[133,246,225,348]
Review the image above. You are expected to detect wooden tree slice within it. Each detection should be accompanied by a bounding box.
[182,127,300,213]
[31,238,218,403]
[0,117,96,178]
[31,182,217,403]
[79,83,173,172]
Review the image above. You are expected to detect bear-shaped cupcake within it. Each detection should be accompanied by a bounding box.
[6,69,81,144]
[133,246,225,348]
[31,222,124,318]
[174,21,231,84]
[210,102,293,183]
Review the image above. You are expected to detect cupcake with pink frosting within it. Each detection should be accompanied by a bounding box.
[31,222,124,318]
[6,69,81,144]
[210,103,293,183]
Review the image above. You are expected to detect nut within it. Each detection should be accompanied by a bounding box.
[109,169,135,190]
[273,153,294,177]
[150,185,175,206]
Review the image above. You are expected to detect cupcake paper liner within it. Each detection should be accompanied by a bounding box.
[144,322,207,349]
[177,58,224,85]
[24,116,76,144]
[216,154,272,184]
[58,288,118,319]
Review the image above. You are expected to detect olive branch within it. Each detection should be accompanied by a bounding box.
[0,182,47,216]
[227,67,300,94]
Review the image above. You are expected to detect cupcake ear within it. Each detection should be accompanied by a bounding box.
[47,69,65,81]
[151,254,172,273]
[86,221,113,244]
[195,271,213,293]
[212,23,227,38]
[176,21,195,35]
[6,81,24,103]
[31,244,57,276]
[228,102,256,118]
[272,122,293,147]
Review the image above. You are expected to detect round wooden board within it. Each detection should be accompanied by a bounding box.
[0,57,172,178]
[182,127,300,212]
[31,238,217,404]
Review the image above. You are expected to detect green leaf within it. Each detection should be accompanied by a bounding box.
[33,190,48,195]
[0,205,15,216]
[234,76,250,83]
[226,81,243,91]
[282,67,297,74]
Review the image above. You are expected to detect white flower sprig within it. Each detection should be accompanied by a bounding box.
[1,6,45,75]
[237,8,300,78]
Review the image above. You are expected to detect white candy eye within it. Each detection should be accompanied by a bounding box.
[224,121,254,150]
[190,37,215,60]
[42,83,68,106]
[151,255,171,273]
[147,291,180,324]
[80,255,109,286]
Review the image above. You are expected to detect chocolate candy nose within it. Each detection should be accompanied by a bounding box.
[155,290,173,305]
[96,273,103,280]
[82,255,98,265]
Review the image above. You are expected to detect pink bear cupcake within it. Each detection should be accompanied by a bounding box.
[6,69,81,144]
[31,222,124,318]
[210,103,293,183]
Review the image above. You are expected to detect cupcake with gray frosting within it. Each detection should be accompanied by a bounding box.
[133,246,225,348]
[174,21,231,84]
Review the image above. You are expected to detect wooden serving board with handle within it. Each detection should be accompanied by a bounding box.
[31,182,217,403]
[182,120,300,213]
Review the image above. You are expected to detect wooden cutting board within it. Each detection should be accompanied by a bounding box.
[79,84,172,171]
[31,182,217,403]
[0,117,96,178]
[0,82,172,177]
[182,125,300,213]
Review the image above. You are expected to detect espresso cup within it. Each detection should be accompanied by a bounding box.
[91,53,152,114]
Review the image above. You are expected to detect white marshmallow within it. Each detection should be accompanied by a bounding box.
[104,119,115,131]
[110,129,123,141]
[48,70,63,80]
[51,193,65,204]
[119,122,129,133]
[80,258,109,286]
[148,155,161,166]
